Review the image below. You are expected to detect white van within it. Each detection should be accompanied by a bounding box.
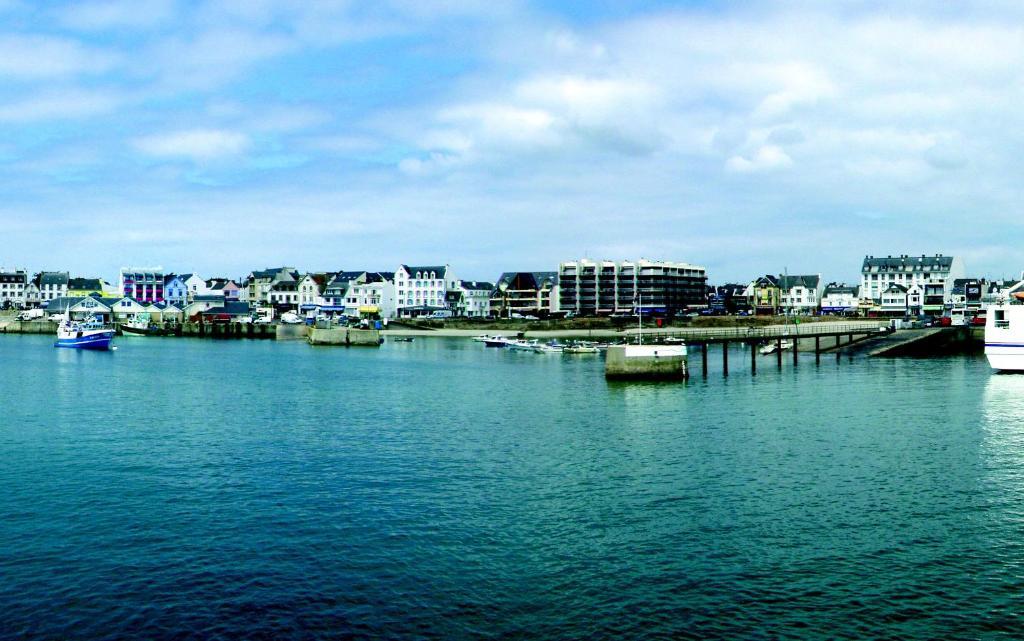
[16,308,44,321]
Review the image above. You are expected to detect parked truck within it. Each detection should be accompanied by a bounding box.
[253,307,275,324]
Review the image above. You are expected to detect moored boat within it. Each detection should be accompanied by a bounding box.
[535,340,564,353]
[564,342,599,354]
[759,339,793,355]
[55,317,115,350]
[120,313,163,336]
[507,339,539,352]
[985,302,1024,371]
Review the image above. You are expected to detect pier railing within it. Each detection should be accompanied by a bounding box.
[628,321,887,342]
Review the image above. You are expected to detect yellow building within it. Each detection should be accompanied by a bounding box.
[67,277,114,298]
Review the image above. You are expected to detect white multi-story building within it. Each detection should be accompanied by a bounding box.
[119,266,165,303]
[860,254,964,314]
[0,268,28,308]
[820,283,859,314]
[344,272,397,319]
[25,271,69,307]
[779,275,823,314]
[296,274,327,311]
[395,264,457,317]
[246,267,298,305]
[457,281,492,317]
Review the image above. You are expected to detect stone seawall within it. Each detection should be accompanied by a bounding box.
[275,324,309,341]
[0,320,58,334]
[308,327,381,346]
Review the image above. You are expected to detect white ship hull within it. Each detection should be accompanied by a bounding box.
[985,304,1024,371]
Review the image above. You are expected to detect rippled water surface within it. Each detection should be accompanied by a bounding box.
[0,335,1017,639]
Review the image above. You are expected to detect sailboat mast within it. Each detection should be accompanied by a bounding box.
[638,290,642,346]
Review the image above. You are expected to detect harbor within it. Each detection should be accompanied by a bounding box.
[0,331,1011,640]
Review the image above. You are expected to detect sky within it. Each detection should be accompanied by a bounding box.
[1,0,1023,283]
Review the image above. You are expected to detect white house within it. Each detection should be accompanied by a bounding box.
[109,297,149,322]
[820,284,860,315]
[246,267,298,305]
[25,271,69,307]
[779,275,823,314]
[206,278,242,301]
[345,272,397,319]
[880,284,909,315]
[0,268,29,309]
[457,281,492,317]
[296,273,328,311]
[268,280,300,309]
[395,264,457,317]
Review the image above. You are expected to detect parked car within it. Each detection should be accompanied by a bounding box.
[971,314,987,327]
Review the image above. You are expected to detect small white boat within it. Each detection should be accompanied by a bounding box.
[535,341,564,353]
[564,342,599,354]
[507,339,539,352]
[759,339,793,355]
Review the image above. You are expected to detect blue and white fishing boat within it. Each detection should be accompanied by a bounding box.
[55,316,115,350]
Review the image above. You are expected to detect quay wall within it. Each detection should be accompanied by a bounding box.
[0,320,58,334]
[275,324,309,341]
[308,327,381,346]
[179,322,277,339]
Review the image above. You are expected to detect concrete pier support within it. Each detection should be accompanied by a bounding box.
[702,343,708,377]
[722,341,729,377]
[750,341,756,375]
[605,345,687,380]
[776,339,783,368]
[793,337,798,366]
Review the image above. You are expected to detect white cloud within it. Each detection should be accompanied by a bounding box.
[0,35,119,78]
[56,0,177,31]
[0,89,122,122]
[133,129,251,161]
[726,145,793,173]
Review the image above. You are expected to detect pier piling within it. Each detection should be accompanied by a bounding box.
[702,343,708,377]
[750,341,756,375]
[793,338,798,366]
[776,339,783,369]
[722,341,729,377]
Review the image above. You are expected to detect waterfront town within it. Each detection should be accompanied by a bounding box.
[0,254,1006,325]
